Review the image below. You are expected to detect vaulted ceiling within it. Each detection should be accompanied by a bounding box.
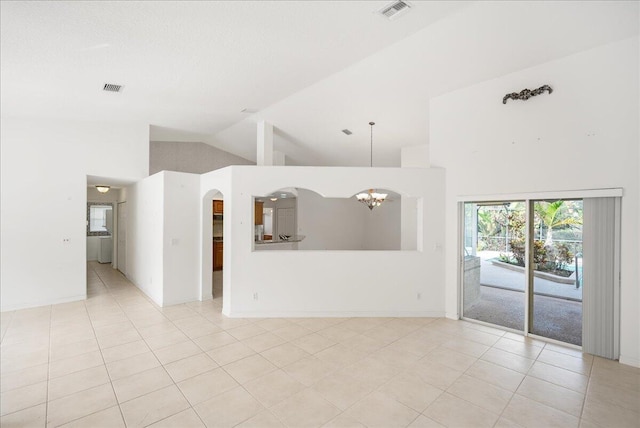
[2,1,638,167]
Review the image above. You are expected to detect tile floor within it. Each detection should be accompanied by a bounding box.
[1,262,638,427]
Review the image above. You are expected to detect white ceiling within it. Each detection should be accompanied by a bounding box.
[2,1,638,167]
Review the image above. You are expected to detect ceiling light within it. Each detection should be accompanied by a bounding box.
[103,83,123,93]
[95,185,110,193]
[270,197,278,202]
[356,122,387,211]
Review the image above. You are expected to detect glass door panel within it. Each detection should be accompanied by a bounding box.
[530,200,583,345]
[462,201,525,331]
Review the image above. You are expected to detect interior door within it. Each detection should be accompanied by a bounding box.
[117,201,127,275]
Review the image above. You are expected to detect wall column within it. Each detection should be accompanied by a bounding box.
[257,121,274,166]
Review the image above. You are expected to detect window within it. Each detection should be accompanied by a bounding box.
[87,203,113,236]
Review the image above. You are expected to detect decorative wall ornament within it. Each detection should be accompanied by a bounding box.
[503,85,553,104]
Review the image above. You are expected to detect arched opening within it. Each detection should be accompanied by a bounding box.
[252,187,419,251]
[201,189,225,310]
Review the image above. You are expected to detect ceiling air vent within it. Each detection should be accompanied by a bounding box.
[103,83,123,93]
[342,129,352,135]
[379,0,411,20]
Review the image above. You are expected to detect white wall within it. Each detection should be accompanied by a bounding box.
[200,166,445,318]
[87,187,122,203]
[363,196,401,251]
[0,118,148,311]
[430,38,639,366]
[162,171,201,306]
[297,189,365,250]
[125,173,165,306]
[296,188,401,251]
[150,141,253,175]
[124,171,201,307]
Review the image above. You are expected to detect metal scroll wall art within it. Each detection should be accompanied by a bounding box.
[503,85,552,104]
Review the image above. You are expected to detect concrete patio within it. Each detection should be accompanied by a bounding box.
[464,251,582,346]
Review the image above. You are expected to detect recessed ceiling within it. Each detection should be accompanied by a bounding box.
[2,1,638,168]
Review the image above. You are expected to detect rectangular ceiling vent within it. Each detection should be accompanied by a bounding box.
[342,129,352,135]
[379,0,411,20]
[103,83,123,93]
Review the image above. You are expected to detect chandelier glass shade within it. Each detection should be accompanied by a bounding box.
[356,189,388,210]
[356,121,386,210]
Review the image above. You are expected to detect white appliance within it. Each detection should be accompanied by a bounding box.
[98,236,113,263]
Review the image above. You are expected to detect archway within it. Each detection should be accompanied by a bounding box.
[201,188,225,308]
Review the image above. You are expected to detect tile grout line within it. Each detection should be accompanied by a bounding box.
[46,267,122,427]
[8,264,627,428]
[95,264,175,427]
[84,268,128,428]
[45,303,52,427]
[94,264,210,427]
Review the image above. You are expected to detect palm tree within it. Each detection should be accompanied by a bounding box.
[535,200,582,246]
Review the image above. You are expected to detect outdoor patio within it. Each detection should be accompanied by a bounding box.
[464,252,582,346]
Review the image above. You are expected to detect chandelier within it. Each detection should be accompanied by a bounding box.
[356,122,387,210]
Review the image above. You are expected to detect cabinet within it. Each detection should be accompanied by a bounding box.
[213,241,223,271]
[213,200,224,214]
[98,236,112,264]
[254,201,264,225]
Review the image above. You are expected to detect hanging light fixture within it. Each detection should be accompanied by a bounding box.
[95,185,110,193]
[356,122,387,210]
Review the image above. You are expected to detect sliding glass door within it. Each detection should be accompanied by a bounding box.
[462,201,526,332]
[530,200,583,345]
[462,195,621,356]
[462,199,585,345]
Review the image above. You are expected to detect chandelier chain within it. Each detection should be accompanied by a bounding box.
[369,121,375,168]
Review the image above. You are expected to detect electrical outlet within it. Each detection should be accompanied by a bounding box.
[417,293,421,300]
[253,292,258,301]
[62,238,70,244]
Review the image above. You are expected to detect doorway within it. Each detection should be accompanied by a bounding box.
[461,199,584,346]
[212,198,224,300]
[117,201,127,275]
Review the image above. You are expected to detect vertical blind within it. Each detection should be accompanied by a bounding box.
[582,197,620,359]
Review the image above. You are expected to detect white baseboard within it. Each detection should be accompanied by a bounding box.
[227,310,445,318]
[619,354,640,368]
[1,293,87,312]
[162,295,202,307]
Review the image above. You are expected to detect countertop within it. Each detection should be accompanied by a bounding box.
[255,235,305,245]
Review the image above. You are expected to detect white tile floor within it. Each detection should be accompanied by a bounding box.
[1,262,639,427]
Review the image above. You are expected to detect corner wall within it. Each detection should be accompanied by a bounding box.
[0,118,149,311]
[162,171,201,306]
[430,37,639,366]
[125,171,202,307]
[126,173,165,305]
